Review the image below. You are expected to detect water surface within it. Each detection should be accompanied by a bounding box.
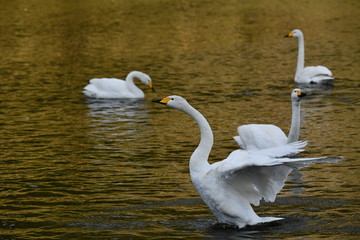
[0,0,359,239]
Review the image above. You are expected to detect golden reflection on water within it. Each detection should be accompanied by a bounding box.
[0,0,359,239]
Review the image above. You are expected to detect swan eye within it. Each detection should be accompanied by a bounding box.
[171,98,174,100]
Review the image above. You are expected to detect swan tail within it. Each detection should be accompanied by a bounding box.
[83,85,97,98]
[236,216,283,228]
[259,216,284,224]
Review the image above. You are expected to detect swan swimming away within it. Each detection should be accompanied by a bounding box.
[285,29,334,84]
[83,71,155,99]
[233,89,306,150]
[153,95,337,228]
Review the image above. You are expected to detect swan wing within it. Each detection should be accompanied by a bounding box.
[253,141,307,158]
[210,142,331,206]
[297,66,334,83]
[234,124,287,150]
[87,78,126,92]
[84,78,130,98]
[215,141,308,173]
[226,164,294,205]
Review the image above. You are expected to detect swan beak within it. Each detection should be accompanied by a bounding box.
[297,90,306,98]
[148,82,156,92]
[152,97,170,105]
[284,32,294,38]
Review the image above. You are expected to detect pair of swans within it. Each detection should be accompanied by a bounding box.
[154,94,338,229]
[82,29,332,100]
[285,29,334,84]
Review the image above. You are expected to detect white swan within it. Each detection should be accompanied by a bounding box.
[153,95,333,228]
[83,71,154,99]
[285,29,334,84]
[233,89,306,150]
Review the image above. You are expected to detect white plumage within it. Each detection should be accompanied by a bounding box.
[154,95,337,228]
[285,29,334,84]
[233,89,306,150]
[83,71,154,99]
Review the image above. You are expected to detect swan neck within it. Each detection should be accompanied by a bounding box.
[296,35,305,77]
[184,105,212,173]
[287,101,301,143]
[125,72,144,96]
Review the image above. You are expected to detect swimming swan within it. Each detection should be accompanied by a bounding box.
[153,95,333,228]
[285,29,334,84]
[233,89,306,150]
[83,71,154,99]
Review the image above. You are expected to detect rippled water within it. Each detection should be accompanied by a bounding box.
[0,0,359,239]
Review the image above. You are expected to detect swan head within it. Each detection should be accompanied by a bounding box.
[130,71,155,92]
[291,88,306,102]
[139,72,155,92]
[152,95,189,112]
[284,29,303,38]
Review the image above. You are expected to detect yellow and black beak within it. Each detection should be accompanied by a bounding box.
[152,97,170,105]
[284,31,294,38]
[297,90,306,98]
[148,82,156,92]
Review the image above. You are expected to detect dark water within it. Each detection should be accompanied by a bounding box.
[0,0,359,239]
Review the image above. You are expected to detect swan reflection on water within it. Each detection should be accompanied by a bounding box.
[85,98,149,147]
[296,82,333,93]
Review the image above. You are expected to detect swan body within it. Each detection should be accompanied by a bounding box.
[233,124,287,150]
[83,71,154,99]
[233,89,306,150]
[285,29,334,84]
[154,95,332,228]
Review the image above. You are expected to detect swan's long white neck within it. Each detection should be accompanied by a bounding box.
[295,34,305,78]
[181,104,212,174]
[125,71,144,97]
[287,100,301,143]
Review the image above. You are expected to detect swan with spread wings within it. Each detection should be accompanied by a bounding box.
[153,95,337,228]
